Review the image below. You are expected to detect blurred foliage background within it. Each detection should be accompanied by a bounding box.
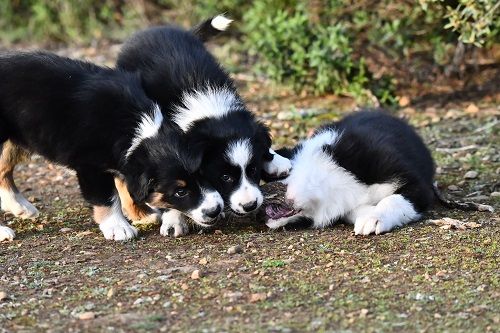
[1,0,498,105]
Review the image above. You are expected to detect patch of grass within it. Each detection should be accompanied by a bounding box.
[262,259,286,268]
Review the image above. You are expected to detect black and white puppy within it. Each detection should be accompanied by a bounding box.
[0,51,223,242]
[116,15,291,235]
[264,110,435,235]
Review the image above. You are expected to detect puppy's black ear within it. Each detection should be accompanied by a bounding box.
[184,139,208,173]
[125,171,152,203]
[255,122,273,161]
[274,147,295,159]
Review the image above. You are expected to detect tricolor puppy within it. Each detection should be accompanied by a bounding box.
[0,51,222,242]
[116,15,291,236]
[264,110,435,235]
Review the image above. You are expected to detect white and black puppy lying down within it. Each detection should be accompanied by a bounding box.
[0,52,224,242]
[263,110,436,235]
[116,15,291,236]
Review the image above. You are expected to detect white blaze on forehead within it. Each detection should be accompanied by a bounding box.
[126,103,163,159]
[173,87,240,132]
[226,139,252,168]
[211,15,233,31]
[226,139,263,214]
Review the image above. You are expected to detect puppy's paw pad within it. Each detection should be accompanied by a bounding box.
[354,216,380,235]
[160,212,189,237]
[99,217,138,241]
[0,226,15,242]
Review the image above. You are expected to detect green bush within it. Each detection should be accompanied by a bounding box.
[0,0,143,44]
[1,0,498,104]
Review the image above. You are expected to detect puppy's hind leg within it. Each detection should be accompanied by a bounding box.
[114,177,160,225]
[77,169,138,241]
[351,195,420,235]
[0,141,39,219]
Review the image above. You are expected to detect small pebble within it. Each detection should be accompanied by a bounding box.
[191,269,202,280]
[60,227,73,233]
[447,185,459,191]
[227,245,243,255]
[78,312,95,320]
[464,171,478,179]
[490,192,500,198]
[0,291,8,301]
[249,292,267,303]
[199,257,208,265]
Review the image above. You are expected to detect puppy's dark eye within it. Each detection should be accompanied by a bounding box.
[221,174,233,183]
[174,188,189,198]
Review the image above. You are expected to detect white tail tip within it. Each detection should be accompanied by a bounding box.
[211,15,233,31]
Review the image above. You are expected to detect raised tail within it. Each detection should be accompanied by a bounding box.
[433,182,494,212]
[191,14,233,42]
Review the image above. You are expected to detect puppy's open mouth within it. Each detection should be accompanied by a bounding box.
[264,203,299,220]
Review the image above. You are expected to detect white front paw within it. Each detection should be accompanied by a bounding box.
[0,191,39,219]
[160,210,189,237]
[354,215,390,235]
[0,225,15,242]
[264,150,292,177]
[99,215,138,241]
[266,217,292,229]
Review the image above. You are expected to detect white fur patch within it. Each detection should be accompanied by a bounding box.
[0,188,39,219]
[225,139,263,214]
[188,189,224,225]
[263,149,292,176]
[353,194,419,235]
[126,103,163,159]
[0,225,15,242]
[283,130,400,229]
[160,209,189,237]
[99,199,138,241]
[226,139,252,167]
[211,15,233,31]
[230,174,263,214]
[173,87,240,132]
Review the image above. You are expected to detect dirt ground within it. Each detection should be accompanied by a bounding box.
[0,45,499,333]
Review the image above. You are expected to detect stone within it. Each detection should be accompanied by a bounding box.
[464,171,478,179]
[227,245,243,255]
[77,312,95,320]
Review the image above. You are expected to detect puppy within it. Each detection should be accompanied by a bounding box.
[263,110,436,235]
[116,15,291,236]
[0,51,222,242]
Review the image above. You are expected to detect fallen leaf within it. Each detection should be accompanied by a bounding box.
[249,293,267,303]
[429,217,482,230]
[465,103,479,114]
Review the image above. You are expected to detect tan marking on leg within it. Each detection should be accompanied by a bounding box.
[0,141,30,192]
[93,205,112,224]
[0,142,38,218]
[114,177,160,224]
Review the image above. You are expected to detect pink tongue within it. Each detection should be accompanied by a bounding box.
[265,204,294,219]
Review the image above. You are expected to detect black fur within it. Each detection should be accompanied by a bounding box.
[116,21,273,213]
[304,110,435,213]
[0,51,212,214]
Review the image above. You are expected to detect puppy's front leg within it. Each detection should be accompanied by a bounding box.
[0,222,15,242]
[160,209,189,237]
[263,149,292,179]
[0,141,39,219]
[114,177,160,224]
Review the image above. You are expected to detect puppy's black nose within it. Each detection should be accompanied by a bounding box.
[205,205,222,219]
[242,201,258,212]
